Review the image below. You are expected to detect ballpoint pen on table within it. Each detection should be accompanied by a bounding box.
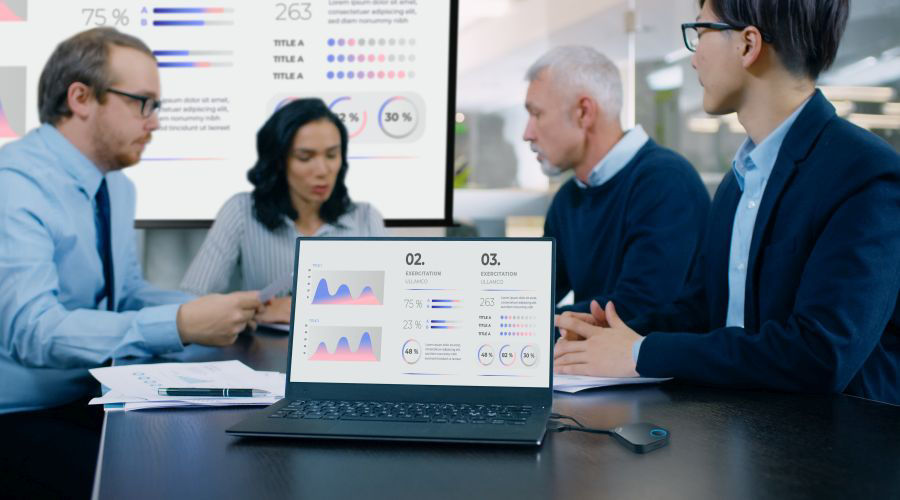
[156,388,270,397]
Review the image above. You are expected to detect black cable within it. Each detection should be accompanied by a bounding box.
[551,423,613,436]
[550,413,671,454]
[548,413,612,435]
[549,412,585,428]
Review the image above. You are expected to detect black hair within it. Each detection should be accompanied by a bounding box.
[700,0,849,80]
[247,98,353,231]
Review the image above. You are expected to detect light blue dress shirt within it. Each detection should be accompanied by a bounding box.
[0,124,193,414]
[725,98,810,327]
[631,100,811,365]
[575,125,650,188]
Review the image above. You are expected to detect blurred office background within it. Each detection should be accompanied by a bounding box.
[141,0,900,289]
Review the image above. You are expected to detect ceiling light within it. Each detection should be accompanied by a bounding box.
[848,113,900,130]
[820,47,900,87]
[663,48,692,65]
[646,65,683,91]
[821,86,896,103]
[720,113,744,133]
[688,116,720,134]
[882,102,900,115]
[830,100,856,117]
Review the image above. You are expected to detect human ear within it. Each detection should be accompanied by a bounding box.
[576,96,598,129]
[66,82,95,119]
[739,26,764,69]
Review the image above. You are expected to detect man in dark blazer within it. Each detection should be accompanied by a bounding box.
[554,0,900,405]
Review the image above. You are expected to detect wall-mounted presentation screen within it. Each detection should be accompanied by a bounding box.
[0,1,457,225]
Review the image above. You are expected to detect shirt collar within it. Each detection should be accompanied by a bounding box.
[576,124,650,189]
[284,215,338,236]
[37,123,105,199]
[731,95,812,191]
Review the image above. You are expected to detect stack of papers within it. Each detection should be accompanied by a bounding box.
[89,360,285,412]
[553,375,671,393]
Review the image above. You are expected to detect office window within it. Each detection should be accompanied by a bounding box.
[455,0,900,233]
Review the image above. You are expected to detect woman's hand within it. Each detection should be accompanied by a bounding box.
[255,296,293,324]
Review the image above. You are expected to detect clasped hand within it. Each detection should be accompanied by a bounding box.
[553,300,642,377]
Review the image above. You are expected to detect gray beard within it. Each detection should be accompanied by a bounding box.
[540,159,565,177]
[531,143,565,177]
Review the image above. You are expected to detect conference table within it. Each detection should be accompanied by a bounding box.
[93,329,900,500]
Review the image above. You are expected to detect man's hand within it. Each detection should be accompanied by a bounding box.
[558,300,609,340]
[255,296,292,324]
[176,291,263,346]
[553,301,641,377]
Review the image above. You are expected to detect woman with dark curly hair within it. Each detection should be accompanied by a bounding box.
[181,98,386,323]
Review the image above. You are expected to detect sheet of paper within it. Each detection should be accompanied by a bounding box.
[92,368,285,399]
[258,274,294,303]
[89,360,275,398]
[118,396,282,411]
[89,390,147,405]
[91,368,285,411]
[89,361,286,413]
[553,375,671,393]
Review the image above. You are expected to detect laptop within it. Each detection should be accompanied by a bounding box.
[228,237,555,445]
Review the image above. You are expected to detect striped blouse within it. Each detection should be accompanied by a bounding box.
[180,192,386,296]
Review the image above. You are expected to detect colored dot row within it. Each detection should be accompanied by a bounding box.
[501,323,531,328]
[501,315,534,320]
[326,70,416,80]
[328,37,416,47]
[500,332,535,336]
[328,54,417,63]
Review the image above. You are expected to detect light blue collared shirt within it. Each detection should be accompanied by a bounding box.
[576,125,649,188]
[0,124,193,414]
[631,99,809,363]
[725,98,810,327]
[630,101,811,366]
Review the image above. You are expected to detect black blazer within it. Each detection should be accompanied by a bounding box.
[632,90,900,404]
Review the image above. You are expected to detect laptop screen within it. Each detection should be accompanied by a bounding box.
[288,238,553,389]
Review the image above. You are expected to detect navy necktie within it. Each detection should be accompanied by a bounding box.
[95,178,115,311]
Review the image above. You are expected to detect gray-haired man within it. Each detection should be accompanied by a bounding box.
[524,46,709,325]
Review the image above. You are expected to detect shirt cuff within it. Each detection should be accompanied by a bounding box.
[135,303,185,354]
[632,337,645,363]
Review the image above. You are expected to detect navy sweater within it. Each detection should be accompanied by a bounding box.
[544,139,710,321]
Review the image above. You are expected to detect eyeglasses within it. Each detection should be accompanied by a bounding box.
[105,88,161,118]
[681,22,772,52]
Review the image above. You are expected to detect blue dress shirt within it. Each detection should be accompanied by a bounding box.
[576,125,650,188]
[633,98,811,363]
[0,124,193,414]
[628,89,900,404]
[726,98,810,327]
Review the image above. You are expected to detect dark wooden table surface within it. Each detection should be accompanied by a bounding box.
[93,330,900,500]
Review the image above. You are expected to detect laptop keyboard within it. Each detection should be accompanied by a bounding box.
[268,400,534,425]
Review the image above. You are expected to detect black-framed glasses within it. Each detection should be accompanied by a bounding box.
[106,88,161,118]
[681,22,772,52]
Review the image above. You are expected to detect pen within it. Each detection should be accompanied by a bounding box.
[156,388,270,397]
